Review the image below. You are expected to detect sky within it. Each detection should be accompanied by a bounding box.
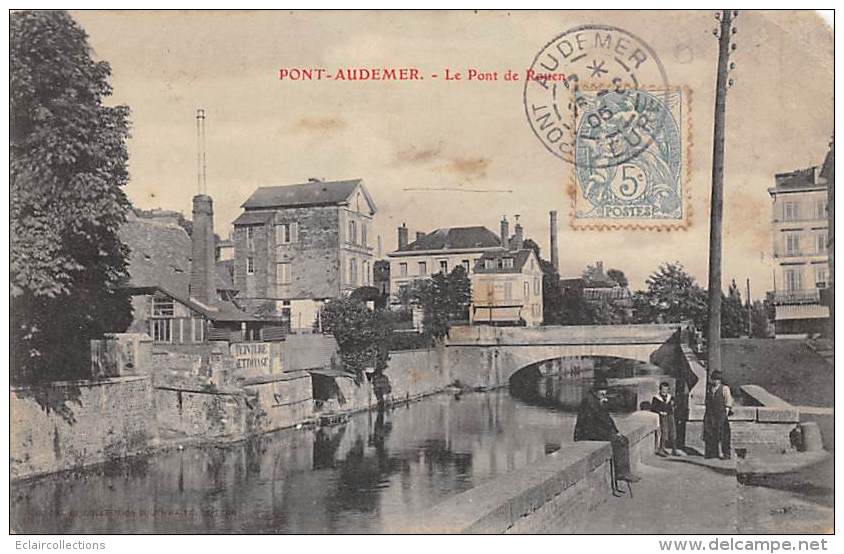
[71,10,833,297]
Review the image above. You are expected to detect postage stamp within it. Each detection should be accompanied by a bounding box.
[569,85,691,229]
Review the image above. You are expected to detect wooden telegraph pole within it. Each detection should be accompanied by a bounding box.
[706,10,737,374]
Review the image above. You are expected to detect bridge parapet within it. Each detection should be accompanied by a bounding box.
[447,324,683,346]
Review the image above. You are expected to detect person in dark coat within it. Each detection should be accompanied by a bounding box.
[651,382,679,456]
[574,379,640,483]
[703,370,733,459]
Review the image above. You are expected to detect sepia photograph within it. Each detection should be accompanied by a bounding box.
[6,7,836,540]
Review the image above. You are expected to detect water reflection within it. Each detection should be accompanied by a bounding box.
[11,390,578,534]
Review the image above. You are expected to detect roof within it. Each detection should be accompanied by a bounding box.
[394,226,503,253]
[819,142,834,184]
[241,179,374,211]
[120,215,192,297]
[473,249,535,274]
[120,215,254,322]
[216,260,235,291]
[232,211,275,226]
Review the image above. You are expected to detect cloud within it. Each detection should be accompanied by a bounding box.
[291,116,346,133]
[394,144,442,165]
[442,157,490,180]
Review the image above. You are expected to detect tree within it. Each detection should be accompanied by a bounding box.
[321,297,395,381]
[412,266,471,339]
[633,262,708,330]
[10,11,132,383]
[721,279,748,338]
[749,300,774,338]
[606,269,629,288]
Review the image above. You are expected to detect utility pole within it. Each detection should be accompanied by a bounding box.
[706,10,737,374]
[746,277,752,337]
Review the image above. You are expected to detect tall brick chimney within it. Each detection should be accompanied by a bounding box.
[500,216,509,249]
[512,215,524,250]
[549,210,559,272]
[398,223,408,250]
[190,194,216,305]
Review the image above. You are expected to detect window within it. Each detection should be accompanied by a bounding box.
[439,260,448,273]
[152,297,174,317]
[484,259,495,270]
[277,222,297,244]
[815,266,829,288]
[784,233,800,256]
[349,258,358,285]
[524,282,530,298]
[503,258,514,269]
[399,262,408,277]
[246,226,255,250]
[152,319,171,343]
[783,201,800,221]
[361,225,368,247]
[462,260,470,273]
[817,230,828,254]
[784,267,802,292]
[192,316,205,343]
[348,220,357,244]
[247,256,255,275]
[418,261,427,275]
[151,296,174,343]
[815,199,828,219]
[534,277,541,295]
[277,262,292,285]
[504,282,513,300]
[363,261,370,285]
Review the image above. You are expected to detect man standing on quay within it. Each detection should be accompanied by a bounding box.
[703,370,734,459]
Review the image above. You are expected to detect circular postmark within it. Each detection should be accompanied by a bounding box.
[523,24,670,166]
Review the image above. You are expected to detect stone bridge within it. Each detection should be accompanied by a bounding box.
[443,323,684,389]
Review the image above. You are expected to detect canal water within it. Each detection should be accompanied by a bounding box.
[12,388,589,534]
[11,355,659,534]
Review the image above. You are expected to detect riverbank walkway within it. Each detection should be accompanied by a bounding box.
[576,453,833,534]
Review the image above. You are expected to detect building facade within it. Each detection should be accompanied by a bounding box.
[387,223,508,301]
[470,248,544,326]
[232,179,377,331]
[768,151,832,336]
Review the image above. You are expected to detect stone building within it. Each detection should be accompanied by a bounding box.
[120,195,273,345]
[387,221,509,301]
[560,261,633,310]
[470,248,544,327]
[767,147,833,336]
[232,178,377,331]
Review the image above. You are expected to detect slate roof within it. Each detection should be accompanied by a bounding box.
[394,226,503,253]
[119,214,257,322]
[473,249,535,274]
[819,143,834,184]
[216,259,236,291]
[232,211,275,226]
[241,179,366,210]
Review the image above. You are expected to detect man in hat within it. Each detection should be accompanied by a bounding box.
[574,379,641,483]
[703,370,733,459]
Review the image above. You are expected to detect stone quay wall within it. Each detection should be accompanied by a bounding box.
[391,411,658,533]
[10,376,156,481]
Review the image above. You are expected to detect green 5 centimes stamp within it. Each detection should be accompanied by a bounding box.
[571,86,690,230]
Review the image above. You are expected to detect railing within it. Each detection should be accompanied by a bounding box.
[770,289,822,305]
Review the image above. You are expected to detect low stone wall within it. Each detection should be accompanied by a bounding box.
[686,403,801,455]
[243,370,315,433]
[11,376,156,480]
[154,384,247,442]
[396,411,658,533]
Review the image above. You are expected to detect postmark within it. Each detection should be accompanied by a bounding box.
[523,24,670,166]
[570,85,691,229]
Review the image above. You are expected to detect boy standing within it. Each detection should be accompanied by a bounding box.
[651,382,679,456]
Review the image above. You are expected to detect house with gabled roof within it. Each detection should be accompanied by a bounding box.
[232,178,377,331]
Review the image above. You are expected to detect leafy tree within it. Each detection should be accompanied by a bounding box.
[633,262,708,330]
[10,11,132,383]
[606,269,629,288]
[412,266,471,339]
[721,279,748,338]
[321,297,395,381]
[749,300,774,338]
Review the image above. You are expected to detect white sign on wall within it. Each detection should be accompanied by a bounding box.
[231,342,271,371]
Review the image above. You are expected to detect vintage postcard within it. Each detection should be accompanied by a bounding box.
[7,8,834,540]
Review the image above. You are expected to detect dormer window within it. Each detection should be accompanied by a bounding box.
[503,258,514,269]
[484,259,495,270]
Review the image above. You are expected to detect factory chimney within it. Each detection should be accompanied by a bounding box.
[190,108,217,306]
[500,216,509,249]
